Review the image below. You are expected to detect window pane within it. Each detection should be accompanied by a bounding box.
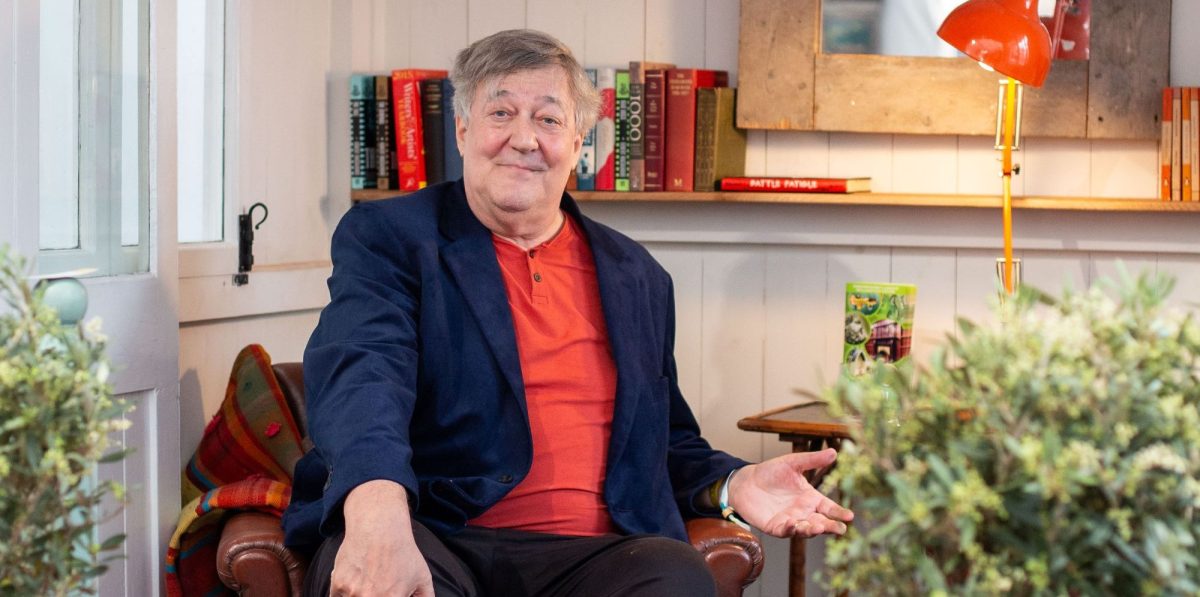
[120,0,142,247]
[39,0,80,251]
[38,0,149,276]
[177,0,225,244]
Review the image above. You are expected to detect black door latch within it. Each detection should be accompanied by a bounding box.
[234,202,269,286]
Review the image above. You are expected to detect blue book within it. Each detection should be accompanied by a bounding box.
[576,68,598,190]
[442,79,463,183]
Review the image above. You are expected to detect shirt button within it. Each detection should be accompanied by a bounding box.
[528,250,537,258]
[499,474,514,483]
[533,273,542,282]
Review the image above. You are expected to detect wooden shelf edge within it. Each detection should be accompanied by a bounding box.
[350,189,1198,213]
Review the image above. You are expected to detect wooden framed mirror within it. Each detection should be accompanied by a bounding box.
[736,0,1170,139]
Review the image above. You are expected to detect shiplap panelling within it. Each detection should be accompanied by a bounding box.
[582,0,644,66]
[646,0,705,65]
[468,0,526,42]
[1090,139,1159,198]
[891,248,959,368]
[526,0,588,59]
[174,3,1200,596]
[829,133,895,192]
[1024,136,1093,197]
[765,131,830,177]
[956,134,1022,196]
[892,135,958,194]
[1157,255,1200,312]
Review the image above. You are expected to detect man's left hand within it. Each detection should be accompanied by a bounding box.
[727,448,855,538]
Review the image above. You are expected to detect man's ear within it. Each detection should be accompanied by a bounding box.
[455,116,467,156]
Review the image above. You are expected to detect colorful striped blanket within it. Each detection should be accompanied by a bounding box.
[166,344,306,597]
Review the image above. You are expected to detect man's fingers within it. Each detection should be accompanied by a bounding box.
[817,498,855,522]
[790,514,849,538]
[781,447,838,473]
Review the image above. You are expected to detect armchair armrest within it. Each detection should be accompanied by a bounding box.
[216,511,308,596]
[686,517,764,597]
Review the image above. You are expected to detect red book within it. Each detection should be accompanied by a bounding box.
[664,69,728,192]
[643,69,668,191]
[718,176,871,193]
[391,68,448,191]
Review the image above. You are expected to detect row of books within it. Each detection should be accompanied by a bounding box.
[349,66,872,196]
[350,69,462,191]
[573,64,748,192]
[1160,87,1200,202]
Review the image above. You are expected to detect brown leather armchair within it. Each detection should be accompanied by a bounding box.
[215,363,764,596]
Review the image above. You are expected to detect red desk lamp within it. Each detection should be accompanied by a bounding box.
[938,0,1055,295]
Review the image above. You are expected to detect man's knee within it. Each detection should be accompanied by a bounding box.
[605,536,716,596]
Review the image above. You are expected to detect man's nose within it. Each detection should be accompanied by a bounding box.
[508,117,538,152]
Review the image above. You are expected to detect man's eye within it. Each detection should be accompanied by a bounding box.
[491,110,510,118]
[541,117,561,126]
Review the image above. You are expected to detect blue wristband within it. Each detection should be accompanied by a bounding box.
[718,467,751,530]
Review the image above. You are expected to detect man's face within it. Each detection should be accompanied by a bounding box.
[456,66,583,229]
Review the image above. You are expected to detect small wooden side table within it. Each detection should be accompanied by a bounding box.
[738,402,851,597]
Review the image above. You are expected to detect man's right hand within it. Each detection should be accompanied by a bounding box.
[330,479,434,597]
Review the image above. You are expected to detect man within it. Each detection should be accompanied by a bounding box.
[283,29,854,597]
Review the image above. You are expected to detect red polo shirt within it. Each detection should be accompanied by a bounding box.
[469,215,619,536]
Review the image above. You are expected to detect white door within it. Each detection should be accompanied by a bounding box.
[1,1,180,595]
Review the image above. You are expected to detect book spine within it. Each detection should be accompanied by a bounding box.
[718,177,863,193]
[576,68,598,191]
[595,68,617,191]
[350,75,374,190]
[706,88,747,191]
[1184,87,1193,202]
[665,70,726,192]
[643,69,667,192]
[1193,87,1200,202]
[693,87,718,191]
[393,73,426,191]
[615,70,631,191]
[391,69,447,191]
[421,78,446,186]
[442,79,463,183]
[628,64,646,191]
[1173,87,1182,202]
[1161,87,1173,202]
[665,70,699,192]
[374,75,395,190]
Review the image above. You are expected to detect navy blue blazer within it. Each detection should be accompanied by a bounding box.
[282,181,746,549]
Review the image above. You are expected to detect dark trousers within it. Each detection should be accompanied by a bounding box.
[305,520,717,597]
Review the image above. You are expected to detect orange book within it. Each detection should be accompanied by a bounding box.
[1161,88,1172,201]
[1192,87,1200,202]
[391,68,448,191]
[1184,88,1193,202]
[1172,87,1182,201]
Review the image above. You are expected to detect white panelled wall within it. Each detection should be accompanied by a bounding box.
[177,1,1200,595]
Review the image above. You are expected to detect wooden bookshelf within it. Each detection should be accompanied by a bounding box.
[351,189,1200,213]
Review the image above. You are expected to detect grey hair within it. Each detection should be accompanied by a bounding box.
[451,29,600,133]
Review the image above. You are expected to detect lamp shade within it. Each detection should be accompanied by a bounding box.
[937,0,1053,87]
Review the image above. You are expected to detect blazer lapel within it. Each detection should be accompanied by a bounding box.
[567,198,644,468]
[439,186,527,409]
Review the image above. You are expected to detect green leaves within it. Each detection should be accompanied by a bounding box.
[824,268,1200,596]
[0,246,130,595]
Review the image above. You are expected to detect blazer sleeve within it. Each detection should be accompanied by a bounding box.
[303,204,424,535]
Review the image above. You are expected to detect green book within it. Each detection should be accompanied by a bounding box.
[843,282,917,375]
